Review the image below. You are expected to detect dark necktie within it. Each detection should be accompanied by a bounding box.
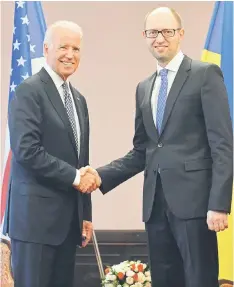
[62,82,79,153]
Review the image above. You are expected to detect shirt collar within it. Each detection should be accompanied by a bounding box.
[44,62,69,90]
[157,51,184,74]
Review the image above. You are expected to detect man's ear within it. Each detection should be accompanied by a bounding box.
[43,43,48,57]
[179,28,185,40]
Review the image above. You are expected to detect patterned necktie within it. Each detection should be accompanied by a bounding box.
[156,68,168,134]
[62,82,79,153]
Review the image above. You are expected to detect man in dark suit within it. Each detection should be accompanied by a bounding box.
[83,7,233,287]
[3,21,100,287]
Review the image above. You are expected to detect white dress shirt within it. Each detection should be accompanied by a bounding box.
[44,63,81,185]
[151,51,184,126]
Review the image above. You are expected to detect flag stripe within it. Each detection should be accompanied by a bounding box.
[201,49,221,66]
[1,151,12,223]
[221,1,233,123]
[204,2,224,54]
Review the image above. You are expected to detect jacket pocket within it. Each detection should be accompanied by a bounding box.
[14,182,59,198]
[185,158,212,171]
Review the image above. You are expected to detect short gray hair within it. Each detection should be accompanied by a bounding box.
[44,20,83,46]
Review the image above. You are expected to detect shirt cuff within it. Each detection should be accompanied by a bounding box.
[73,169,80,186]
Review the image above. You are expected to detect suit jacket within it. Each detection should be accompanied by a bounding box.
[97,56,233,222]
[3,68,91,246]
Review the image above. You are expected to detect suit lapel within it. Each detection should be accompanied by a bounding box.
[160,56,191,135]
[143,73,159,142]
[39,68,78,158]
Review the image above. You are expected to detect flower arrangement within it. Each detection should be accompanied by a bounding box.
[102,260,151,287]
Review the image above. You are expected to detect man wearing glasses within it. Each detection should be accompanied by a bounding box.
[83,7,233,287]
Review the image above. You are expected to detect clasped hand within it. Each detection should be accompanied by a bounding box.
[74,166,101,193]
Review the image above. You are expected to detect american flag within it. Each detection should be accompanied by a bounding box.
[1,1,46,233]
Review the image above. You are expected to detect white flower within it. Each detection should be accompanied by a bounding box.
[126,270,135,277]
[137,272,145,283]
[126,277,134,285]
[105,274,117,281]
[144,271,150,277]
[145,275,151,282]
[112,263,127,274]
[104,261,150,287]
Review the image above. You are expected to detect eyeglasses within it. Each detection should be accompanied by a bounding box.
[144,29,181,38]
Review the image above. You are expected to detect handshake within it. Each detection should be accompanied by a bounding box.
[74,166,101,193]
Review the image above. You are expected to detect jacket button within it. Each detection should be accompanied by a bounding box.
[158,143,163,148]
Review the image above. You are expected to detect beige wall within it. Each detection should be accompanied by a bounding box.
[1,1,214,229]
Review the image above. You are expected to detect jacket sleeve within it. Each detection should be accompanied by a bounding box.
[201,64,233,213]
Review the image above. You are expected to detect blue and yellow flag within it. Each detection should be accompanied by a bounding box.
[201,1,233,283]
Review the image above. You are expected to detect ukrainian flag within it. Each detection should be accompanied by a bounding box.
[201,1,233,284]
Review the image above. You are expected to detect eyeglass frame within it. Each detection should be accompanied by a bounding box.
[144,28,182,39]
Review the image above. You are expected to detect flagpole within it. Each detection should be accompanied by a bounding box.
[92,230,105,280]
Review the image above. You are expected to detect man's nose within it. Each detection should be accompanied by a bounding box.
[65,48,74,59]
[155,32,165,42]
